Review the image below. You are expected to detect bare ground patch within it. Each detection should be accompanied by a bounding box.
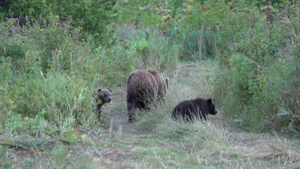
[2,62,300,168]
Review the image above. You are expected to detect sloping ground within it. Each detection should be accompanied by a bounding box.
[90,62,300,168]
[1,62,300,168]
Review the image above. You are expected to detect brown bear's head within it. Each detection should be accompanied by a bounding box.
[207,98,217,115]
[94,88,112,104]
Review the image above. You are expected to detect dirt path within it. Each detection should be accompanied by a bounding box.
[110,109,149,135]
[99,62,300,168]
[104,87,150,136]
[105,62,219,136]
[3,62,300,168]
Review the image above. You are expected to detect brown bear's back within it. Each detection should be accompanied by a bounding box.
[126,70,158,103]
[172,98,217,122]
[146,69,167,99]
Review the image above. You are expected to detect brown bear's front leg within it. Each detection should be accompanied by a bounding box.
[97,103,103,122]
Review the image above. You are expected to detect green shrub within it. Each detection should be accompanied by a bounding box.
[116,0,163,28]
[0,146,13,169]
[28,13,82,72]
[0,41,26,60]
[7,70,95,124]
[135,33,180,73]
[8,0,117,45]
[179,27,218,61]
[82,46,137,87]
[1,69,98,142]
[116,25,179,74]
[0,57,15,127]
[213,8,300,134]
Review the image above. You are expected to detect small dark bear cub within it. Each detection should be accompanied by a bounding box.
[172,98,217,122]
[93,88,112,122]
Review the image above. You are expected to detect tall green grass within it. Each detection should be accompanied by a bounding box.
[116,24,180,75]
[119,62,300,168]
[0,15,179,144]
[213,9,300,134]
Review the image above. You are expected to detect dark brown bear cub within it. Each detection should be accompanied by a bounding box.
[93,88,112,122]
[172,98,217,122]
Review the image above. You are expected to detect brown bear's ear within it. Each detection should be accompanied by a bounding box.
[97,88,102,92]
[207,98,212,104]
[109,88,112,92]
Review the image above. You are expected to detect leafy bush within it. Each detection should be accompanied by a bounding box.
[1,67,98,143]
[29,14,82,72]
[116,25,179,74]
[179,27,218,61]
[0,146,13,168]
[0,19,124,141]
[0,8,180,142]
[135,32,179,73]
[7,0,117,45]
[0,41,26,60]
[213,4,300,134]
[82,46,137,87]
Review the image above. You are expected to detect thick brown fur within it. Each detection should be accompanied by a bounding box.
[126,70,158,122]
[172,98,217,123]
[146,69,169,100]
[93,88,112,123]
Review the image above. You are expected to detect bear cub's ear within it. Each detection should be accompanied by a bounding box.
[207,98,212,104]
[109,89,112,92]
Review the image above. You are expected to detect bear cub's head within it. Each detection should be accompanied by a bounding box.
[207,98,217,115]
[94,88,112,104]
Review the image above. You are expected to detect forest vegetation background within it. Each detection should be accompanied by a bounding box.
[0,0,299,168]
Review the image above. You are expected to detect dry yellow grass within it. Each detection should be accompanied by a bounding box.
[2,61,299,168]
[90,61,300,168]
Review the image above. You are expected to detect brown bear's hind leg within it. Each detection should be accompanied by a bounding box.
[127,99,138,123]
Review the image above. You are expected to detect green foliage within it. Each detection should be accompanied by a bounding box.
[136,40,149,53]
[52,147,67,167]
[245,0,294,8]
[7,0,117,45]
[11,72,96,128]
[135,32,179,72]
[116,0,261,61]
[116,0,163,28]
[0,146,13,169]
[0,4,180,143]
[179,27,218,61]
[83,46,137,87]
[228,55,256,104]
[29,13,82,72]
[213,3,300,134]
[0,20,107,142]
[0,0,298,145]
[217,56,299,133]
[116,25,179,74]
[2,71,97,143]
[50,146,93,169]
[0,40,26,60]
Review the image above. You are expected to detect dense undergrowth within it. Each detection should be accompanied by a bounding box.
[0,0,300,166]
[117,0,300,134]
[0,19,179,142]
[116,0,299,136]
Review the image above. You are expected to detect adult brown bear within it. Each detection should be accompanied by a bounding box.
[172,98,217,122]
[146,69,169,100]
[126,70,158,122]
